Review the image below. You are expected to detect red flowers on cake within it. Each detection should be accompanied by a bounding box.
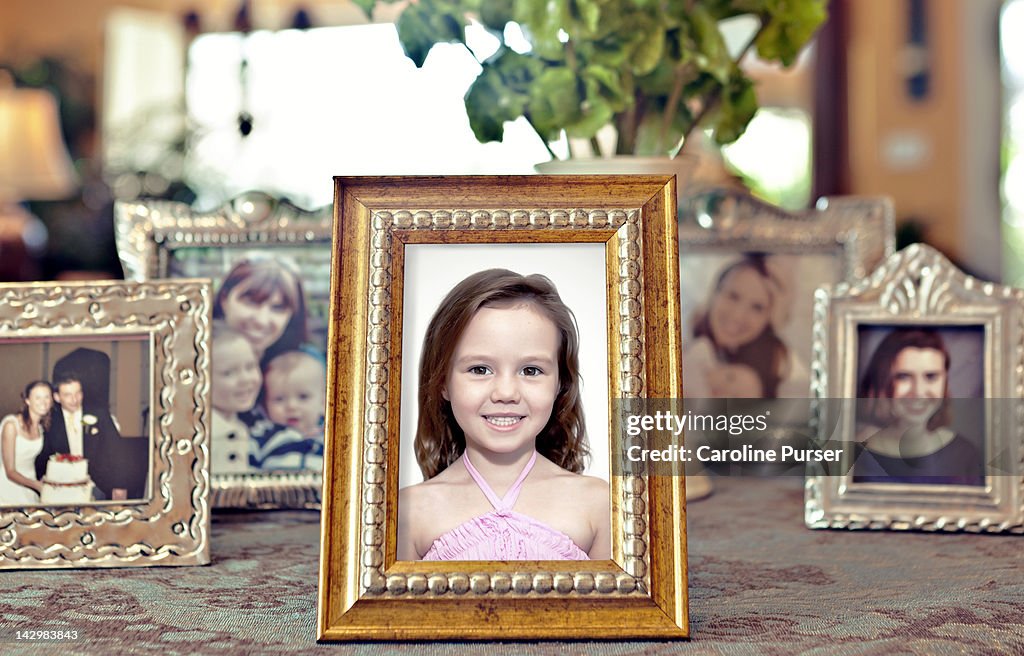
[55,453,84,462]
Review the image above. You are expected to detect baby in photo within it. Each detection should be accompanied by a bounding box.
[262,350,326,470]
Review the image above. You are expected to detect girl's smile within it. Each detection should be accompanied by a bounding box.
[890,347,946,425]
[483,414,526,429]
[443,304,560,455]
[213,337,262,415]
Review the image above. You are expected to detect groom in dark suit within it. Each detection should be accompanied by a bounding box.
[35,350,127,500]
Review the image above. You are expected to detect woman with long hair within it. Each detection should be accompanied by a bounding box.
[853,328,983,486]
[0,381,53,505]
[683,254,796,398]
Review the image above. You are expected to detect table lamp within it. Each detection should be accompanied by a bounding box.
[0,81,79,276]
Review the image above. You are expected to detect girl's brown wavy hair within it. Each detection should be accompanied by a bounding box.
[415,269,589,479]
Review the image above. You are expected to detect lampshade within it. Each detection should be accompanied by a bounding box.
[0,86,79,204]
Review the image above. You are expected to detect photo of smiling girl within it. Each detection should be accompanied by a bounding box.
[211,324,263,474]
[210,320,317,472]
[852,327,985,486]
[682,254,810,399]
[397,269,610,561]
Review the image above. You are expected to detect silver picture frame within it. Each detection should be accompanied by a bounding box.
[806,244,1024,532]
[115,192,331,509]
[0,280,211,569]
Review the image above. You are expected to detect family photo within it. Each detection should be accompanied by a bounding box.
[0,338,151,507]
[396,244,612,561]
[852,325,986,486]
[680,251,837,400]
[172,248,331,474]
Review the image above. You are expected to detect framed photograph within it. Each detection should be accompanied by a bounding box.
[678,189,895,450]
[0,280,211,569]
[318,176,688,640]
[806,244,1024,532]
[115,193,331,509]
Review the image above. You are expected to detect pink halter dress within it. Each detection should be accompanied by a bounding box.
[422,451,590,561]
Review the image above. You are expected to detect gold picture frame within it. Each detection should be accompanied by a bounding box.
[115,193,332,509]
[806,244,1024,532]
[0,280,211,569]
[317,176,689,640]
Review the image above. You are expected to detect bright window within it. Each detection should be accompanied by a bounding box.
[184,23,551,209]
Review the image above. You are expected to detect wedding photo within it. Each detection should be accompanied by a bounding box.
[0,336,152,507]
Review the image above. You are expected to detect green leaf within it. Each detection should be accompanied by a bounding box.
[630,22,664,75]
[634,60,677,97]
[464,58,530,143]
[395,0,468,68]
[753,0,829,66]
[516,0,568,59]
[698,0,747,21]
[573,0,602,33]
[634,109,690,156]
[479,0,515,33]
[565,96,613,138]
[689,5,732,83]
[527,66,583,140]
[711,75,759,144]
[582,64,627,111]
[490,49,545,91]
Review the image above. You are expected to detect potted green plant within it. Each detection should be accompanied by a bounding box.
[357,0,827,161]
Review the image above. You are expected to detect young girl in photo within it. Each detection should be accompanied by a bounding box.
[211,323,262,474]
[683,254,798,398]
[853,328,984,486]
[211,322,307,472]
[398,269,610,561]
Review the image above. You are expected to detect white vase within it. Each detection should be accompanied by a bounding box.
[534,155,698,212]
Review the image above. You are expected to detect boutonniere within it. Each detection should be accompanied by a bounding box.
[83,414,99,435]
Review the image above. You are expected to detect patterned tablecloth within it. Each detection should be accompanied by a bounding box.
[3,477,1022,655]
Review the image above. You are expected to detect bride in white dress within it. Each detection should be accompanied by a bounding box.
[0,381,53,505]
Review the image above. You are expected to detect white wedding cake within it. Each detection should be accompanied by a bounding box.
[40,454,94,504]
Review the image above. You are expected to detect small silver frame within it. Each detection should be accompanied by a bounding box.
[0,280,211,569]
[806,244,1024,532]
[115,192,331,509]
